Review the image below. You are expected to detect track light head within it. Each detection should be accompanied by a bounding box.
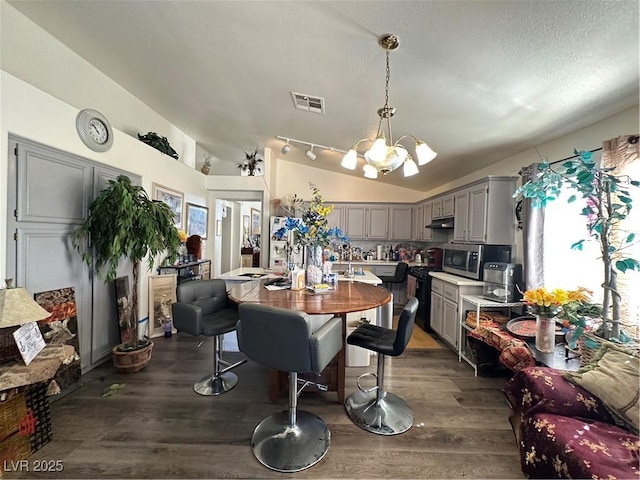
[305,146,316,161]
[281,140,291,155]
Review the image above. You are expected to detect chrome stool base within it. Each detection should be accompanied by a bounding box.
[251,410,330,473]
[194,371,238,396]
[345,389,414,435]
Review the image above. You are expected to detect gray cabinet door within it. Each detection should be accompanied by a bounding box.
[453,190,469,242]
[6,135,137,371]
[345,206,366,239]
[390,206,412,240]
[467,184,489,243]
[367,207,389,240]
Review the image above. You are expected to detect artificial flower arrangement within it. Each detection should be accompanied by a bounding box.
[177,229,188,243]
[274,183,348,248]
[521,286,602,348]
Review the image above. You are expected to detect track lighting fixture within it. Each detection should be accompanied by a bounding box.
[305,145,316,161]
[281,140,291,155]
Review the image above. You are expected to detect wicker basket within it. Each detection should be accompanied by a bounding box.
[465,311,510,329]
[578,331,640,366]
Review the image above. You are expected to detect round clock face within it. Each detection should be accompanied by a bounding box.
[76,109,113,152]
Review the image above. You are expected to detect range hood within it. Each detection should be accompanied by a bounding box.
[426,217,455,229]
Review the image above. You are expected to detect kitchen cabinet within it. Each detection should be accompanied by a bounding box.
[390,206,412,240]
[452,177,517,244]
[431,194,455,220]
[326,204,344,232]
[429,274,483,352]
[413,203,424,240]
[345,205,389,240]
[422,200,448,242]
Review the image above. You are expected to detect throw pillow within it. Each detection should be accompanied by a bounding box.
[564,343,639,434]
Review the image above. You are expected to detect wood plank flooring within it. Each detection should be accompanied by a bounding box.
[5,334,523,479]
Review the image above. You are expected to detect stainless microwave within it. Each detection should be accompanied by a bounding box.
[442,244,511,280]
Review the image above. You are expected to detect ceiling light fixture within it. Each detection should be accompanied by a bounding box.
[281,140,291,155]
[342,34,437,178]
[305,145,317,161]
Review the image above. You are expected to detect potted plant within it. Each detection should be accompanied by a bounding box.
[201,153,212,175]
[138,132,179,160]
[72,175,181,372]
[237,149,263,176]
[514,149,639,347]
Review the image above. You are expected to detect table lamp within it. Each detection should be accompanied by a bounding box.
[0,284,52,362]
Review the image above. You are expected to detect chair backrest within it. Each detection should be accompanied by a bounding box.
[176,279,229,316]
[393,297,418,355]
[237,303,314,373]
[393,262,409,282]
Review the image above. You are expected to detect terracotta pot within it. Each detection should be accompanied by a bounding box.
[112,340,153,373]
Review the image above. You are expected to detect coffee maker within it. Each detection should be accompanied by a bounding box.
[482,262,523,303]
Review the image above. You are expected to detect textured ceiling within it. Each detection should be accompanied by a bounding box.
[7,0,639,191]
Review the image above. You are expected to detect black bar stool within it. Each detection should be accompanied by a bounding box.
[344,296,418,435]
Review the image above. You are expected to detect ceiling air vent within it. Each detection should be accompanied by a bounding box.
[291,92,325,114]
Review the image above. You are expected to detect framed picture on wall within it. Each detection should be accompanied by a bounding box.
[243,215,250,242]
[148,274,177,338]
[152,183,184,229]
[251,208,261,236]
[186,203,209,239]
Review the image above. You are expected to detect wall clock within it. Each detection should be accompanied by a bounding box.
[75,109,113,152]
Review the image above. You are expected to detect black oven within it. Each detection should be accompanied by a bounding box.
[409,265,440,332]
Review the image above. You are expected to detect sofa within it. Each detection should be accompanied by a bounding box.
[503,346,639,479]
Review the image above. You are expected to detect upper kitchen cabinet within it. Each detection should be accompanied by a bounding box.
[422,200,448,242]
[452,177,517,244]
[390,206,412,240]
[326,204,345,232]
[345,205,389,240]
[431,194,455,219]
[413,203,424,240]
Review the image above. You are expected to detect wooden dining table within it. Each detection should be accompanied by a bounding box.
[228,279,392,403]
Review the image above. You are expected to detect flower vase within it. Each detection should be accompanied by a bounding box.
[535,316,556,353]
[305,245,323,287]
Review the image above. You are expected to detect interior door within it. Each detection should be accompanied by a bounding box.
[220,205,233,273]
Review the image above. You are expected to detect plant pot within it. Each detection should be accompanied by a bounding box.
[112,340,153,373]
[201,165,210,175]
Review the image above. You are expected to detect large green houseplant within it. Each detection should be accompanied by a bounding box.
[514,149,639,343]
[72,175,181,369]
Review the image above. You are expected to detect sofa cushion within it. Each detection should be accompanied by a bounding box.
[504,366,615,423]
[519,412,640,479]
[564,344,640,435]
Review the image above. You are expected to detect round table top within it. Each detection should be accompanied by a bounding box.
[228,279,392,315]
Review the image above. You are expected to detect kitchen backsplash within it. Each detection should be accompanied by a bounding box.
[328,240,445,262]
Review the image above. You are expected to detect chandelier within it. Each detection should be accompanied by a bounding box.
[341,34,437,179]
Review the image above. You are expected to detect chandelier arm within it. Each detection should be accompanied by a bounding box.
[394,134,419,145]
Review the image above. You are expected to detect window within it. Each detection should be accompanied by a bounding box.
[542,154,640,335]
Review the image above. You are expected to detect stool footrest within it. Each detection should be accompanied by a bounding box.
[356,372,379,393]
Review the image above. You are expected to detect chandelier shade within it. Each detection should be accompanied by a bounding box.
[342,34,436,179]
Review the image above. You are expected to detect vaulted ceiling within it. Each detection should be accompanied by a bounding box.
[7,0,639,191]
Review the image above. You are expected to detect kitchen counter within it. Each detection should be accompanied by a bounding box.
[429,271,485,286]
[217,267,382,286]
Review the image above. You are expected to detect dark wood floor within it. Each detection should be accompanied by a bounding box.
[8,334,524,479]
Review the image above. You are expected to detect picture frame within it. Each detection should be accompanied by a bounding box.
[243,215,250,242]
[152,183,184,229]
[148,274,177,338]
[251,208,261,236]
[186,202,209,239]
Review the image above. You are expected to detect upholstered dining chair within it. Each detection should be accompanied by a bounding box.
[344,296,418,435]
[171,279,246,396]
[236,303,342,473]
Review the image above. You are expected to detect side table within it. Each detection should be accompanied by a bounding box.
[525,340,581,372]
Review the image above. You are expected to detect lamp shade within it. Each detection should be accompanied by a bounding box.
[415,141,437,165]
[341,149,358,170]
[0,288,51,328]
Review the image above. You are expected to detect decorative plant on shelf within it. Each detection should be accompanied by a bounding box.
[201,152,212,174]
[138,132,179,160]
[514,149,639,343]
[72,175,181,370]
[237,149,263,176]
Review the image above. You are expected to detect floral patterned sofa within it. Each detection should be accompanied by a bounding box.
[503,356,639,479]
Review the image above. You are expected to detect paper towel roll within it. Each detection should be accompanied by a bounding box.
[376,244,383,260]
